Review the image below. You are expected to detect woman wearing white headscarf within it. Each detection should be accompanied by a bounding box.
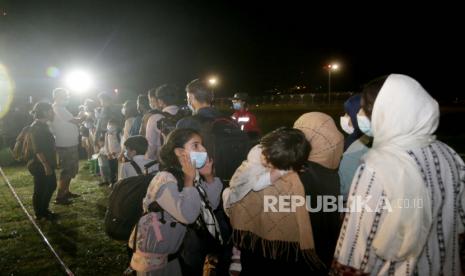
[332,74,465,275]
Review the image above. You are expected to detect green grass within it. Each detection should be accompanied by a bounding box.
[0,162,129,275]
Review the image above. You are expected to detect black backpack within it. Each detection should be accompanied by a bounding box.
[104,160,158,241]
[196,116,252,184]
[156,107,191,145]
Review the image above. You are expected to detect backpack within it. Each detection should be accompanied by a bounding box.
[104,160,158,241]
[196,116,252,184]
[12,125,33,162]
[176,175,225,271]
[156,107,191,145]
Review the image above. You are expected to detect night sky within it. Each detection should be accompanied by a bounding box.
[0,1,463,101]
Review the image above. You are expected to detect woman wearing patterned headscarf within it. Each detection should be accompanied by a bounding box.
[293,112,344,271]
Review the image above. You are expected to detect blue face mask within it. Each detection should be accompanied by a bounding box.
[357,115,373,137]
[232,102,242,110]
[190,151,208,169]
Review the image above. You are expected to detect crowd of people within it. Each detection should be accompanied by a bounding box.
[20,74,464,275]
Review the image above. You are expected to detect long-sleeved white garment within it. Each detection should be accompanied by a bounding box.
[333,141,465,275]
[222,144,288,211]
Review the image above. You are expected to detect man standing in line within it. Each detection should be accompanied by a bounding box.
[51,88,86,204]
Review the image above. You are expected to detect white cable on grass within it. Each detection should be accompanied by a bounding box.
[0,166,74,276]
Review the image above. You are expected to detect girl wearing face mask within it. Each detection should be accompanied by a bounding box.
[338,94,371,201]
[129,128,222,276]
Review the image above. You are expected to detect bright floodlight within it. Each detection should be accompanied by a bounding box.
[208,77,218,86]
[328,63,339,71]
[65,70,93,92]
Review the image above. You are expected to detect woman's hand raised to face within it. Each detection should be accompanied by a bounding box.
[199,157,214,184]
[180,152,196,187]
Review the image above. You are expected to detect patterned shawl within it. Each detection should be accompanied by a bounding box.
[228,171,323,267]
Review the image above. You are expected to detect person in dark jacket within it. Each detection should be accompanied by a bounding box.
[293,112,344,272]
[27,102,58,221]
[176,78,221,131]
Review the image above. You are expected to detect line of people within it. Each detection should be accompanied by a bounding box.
[119,75,464,275]
[22,74,464,275]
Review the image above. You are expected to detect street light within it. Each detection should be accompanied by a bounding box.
[208,77,218,103]
[327,63,339,104]
[208,77,217,86]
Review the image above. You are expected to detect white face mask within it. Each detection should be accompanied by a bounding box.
[357,115,373,137]
[107,125,117,133]
[340,116,354,135]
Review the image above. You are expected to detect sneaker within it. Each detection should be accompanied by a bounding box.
[66,192,81,198]
[53,198,73,205]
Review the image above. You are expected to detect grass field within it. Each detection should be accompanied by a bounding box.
[0,162,130,275]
